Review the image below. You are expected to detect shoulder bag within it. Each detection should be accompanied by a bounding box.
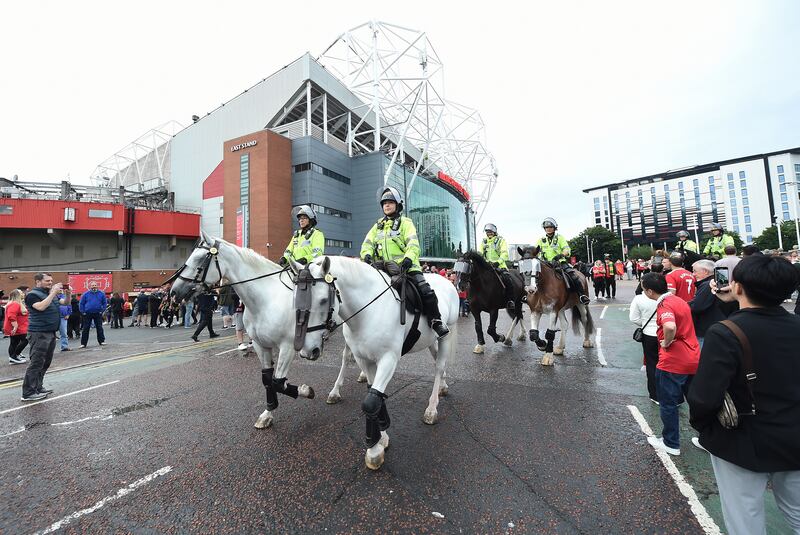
[717,320,757,430]
[632,305,657,343]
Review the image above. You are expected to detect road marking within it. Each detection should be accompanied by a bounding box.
[595,328,607,366]
[214,348,240,356]
[52,414,112,427]
[600,306,608,319]
[34,466,173,535]
[626,405,721,535]
[0,381,119,415]
[0,427,25,438]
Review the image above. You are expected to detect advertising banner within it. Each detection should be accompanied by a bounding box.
[68,272,113,294]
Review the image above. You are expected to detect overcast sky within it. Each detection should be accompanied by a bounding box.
[2,1,798,243]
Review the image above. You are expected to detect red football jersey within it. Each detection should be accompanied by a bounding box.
[666,268,696,302]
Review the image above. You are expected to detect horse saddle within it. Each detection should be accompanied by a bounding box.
[373,260,422,315]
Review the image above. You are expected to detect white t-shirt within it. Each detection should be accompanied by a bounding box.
[629,294,659,337]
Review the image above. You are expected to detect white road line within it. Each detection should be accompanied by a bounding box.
[0,381,119,415]
[34,466,173,535]
[0,427,26,438]
[595,328,607,366]
[626,405,721,535]
[600,305,608,320]
[214,348,240,356]
[52,414,112,427]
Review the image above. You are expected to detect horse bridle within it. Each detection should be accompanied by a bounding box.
[162,240,223,291]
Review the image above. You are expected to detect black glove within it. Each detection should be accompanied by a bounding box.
[278,256,288,266]
[363,254,373,265]
[401,257,413,272]
[491,262,500,268]
[297,257,308,266]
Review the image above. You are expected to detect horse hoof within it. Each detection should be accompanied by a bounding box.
[541,354,554,366]
[379,431,390,450]
[583,340,594,348]
[503,337,512,347]
[473,344,484,354]
[365,446,385,470]
[356,371,368,383]
[254,415,273,429]
[517,333,526,342]
[326,392,342,405]
[439,384,449,397]
[299,384,315,399]
[423,408,438,425]
[553,347,564,356]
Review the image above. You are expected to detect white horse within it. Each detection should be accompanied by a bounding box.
[170,232,358,428]
[295,256,459,471]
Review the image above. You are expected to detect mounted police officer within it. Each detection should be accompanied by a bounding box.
[674,230,698,254]
[536,218,591,305]
[360,186,450,338]
[479,223,515,313]
[702,222,734,260]
[280,205,324,267]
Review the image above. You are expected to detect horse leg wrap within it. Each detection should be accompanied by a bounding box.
[262,368,278,411]
[272,377,299,399]
[529,329,541,343]
[545,329,556,353]
[362,388,388,448]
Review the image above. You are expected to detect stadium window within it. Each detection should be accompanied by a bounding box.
[741,188,748,197]
[41,245,50,259]
[777,165,784,173]
[74,245,84,259]
[780,184,787,192]
[325,238,353,249]
[782,202,790,211]
[740,179,747,187]
[796,164,800,173]
[744,215,751,224]
[693,179,699,187]
[778,174,785,183]
[784,212,791,221]
[89,209,113,219]
[747,235,753,242]
[678,181,684,190]
[732,216,739,225]
[742,197,749,206]
[746,225,752,233]
[734,225,740,233]
[727,173,733,180]
[13,245,23,258]
[0,205,12,215]
[739,171,746,179]
[708,176,714,184]
[781,193,788,202]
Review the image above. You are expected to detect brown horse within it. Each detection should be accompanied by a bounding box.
[517,246,595,366]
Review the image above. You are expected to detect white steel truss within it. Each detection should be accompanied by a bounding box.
[91,120,183,190]
[318,21,498,221]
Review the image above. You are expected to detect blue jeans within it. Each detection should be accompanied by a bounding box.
[656,369,693,449]
[697,336,704,349]
[184,302,194,327]
[59,318,69,350]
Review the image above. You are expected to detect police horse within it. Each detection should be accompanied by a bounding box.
[454,251,527,354]
[518,246,595,366]
[293,256,459,470]
[169,232,356,429]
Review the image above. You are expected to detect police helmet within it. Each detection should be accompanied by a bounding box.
[291,205,317,226]
[710,222,724,232]
[377,186,404,213]
[676,230,690,239]
[484,223,498,234]
[542,217,558,229]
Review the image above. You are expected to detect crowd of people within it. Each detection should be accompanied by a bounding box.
[628,245,800,534]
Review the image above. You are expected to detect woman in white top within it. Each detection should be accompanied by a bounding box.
[630,291,659,404]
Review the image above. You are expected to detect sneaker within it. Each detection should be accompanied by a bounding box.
[8,356,25,365]
[209,333,220,338]
[38,387,54,395]
[248,341,253,347]
[61,348,71,352]
[237,343,247,351]
[647,435,680,456]
[80,345,87,349]
[98,342,105,346]
[691,437,708,452]
[191,336,199,342]
[20,392,48,402]
[649,398,660,405]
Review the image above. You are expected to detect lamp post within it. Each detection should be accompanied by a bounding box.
[774,216,784,251]
[787,180,800,250]
[585,234,591,263]
[692,214,699,245]
[619,225,626,259]
[590,238,597,263]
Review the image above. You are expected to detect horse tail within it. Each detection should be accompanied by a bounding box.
[582,304,596,336]
[570,306,582,335]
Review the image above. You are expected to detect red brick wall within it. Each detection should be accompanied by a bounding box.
[0,270,173,296]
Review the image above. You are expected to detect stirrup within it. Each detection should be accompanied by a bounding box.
[580,294,591,305]
[431,320,450,338]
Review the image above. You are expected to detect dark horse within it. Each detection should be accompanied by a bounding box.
[455,251,527,354]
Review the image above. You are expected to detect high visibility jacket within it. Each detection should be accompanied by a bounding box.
[591,265,606,279]
[360,216,421,272]
[537,233,570,263]
[703,234,734,257]
[676,239,699,254]
[283,227,325,264]
[604,260,615,278]
[479,235,509,269]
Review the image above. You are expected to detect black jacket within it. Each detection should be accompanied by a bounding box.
[688,307,800,472]
[688,277,726,336]
[110,297,124,312]
[197,293,217,313]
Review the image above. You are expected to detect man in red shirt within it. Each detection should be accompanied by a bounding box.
[665,253,696,302]
[641,272,700,456]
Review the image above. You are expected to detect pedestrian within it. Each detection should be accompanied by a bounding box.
[625,259,634,280]
[79,281,107,348]
[58,294,71,352]
[21,273,70,401]
[603,254,616,298]
[688,254,800,534]
[68,294,81,338]
[591,260,606,300]
[218,282,234,329]
[192,290,219,342]
[629,285,660,404]
[615,259,624,280]
[162,296,178,328]
[714,245,741,278]
[688,259,730,349]
[135,291,149,327]
[110,292,125,329]
[183,297,194,328]
[4,289,30,364]
[149,290,162,328]
[232,293,251,351]
[665,253,696,302]
[641,272,700,456]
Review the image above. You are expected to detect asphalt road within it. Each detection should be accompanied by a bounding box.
[0,283,794,534]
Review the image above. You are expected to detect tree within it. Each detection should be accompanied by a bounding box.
[569,226,622,262]
[628,245,653,261]
[753,221,799,251]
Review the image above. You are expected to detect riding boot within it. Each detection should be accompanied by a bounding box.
[414,273,450,338]
[501,271,516,314]
[565,266,591,305]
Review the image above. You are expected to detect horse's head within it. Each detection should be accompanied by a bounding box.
[169,230,225,302]
[517,246,542,294]
[294,256,338,361]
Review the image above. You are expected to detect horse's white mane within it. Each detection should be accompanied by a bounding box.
[217,239,280,270]
[326,255,390,283]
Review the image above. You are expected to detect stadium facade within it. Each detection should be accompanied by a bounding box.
[168,22,496,262]
[584,147,800,247]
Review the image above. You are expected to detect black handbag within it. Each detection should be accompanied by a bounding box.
[717,320,756,430]
[632,307,657,343]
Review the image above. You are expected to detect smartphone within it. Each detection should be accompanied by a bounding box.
[63,284,70,290]
[714,267,729,288]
